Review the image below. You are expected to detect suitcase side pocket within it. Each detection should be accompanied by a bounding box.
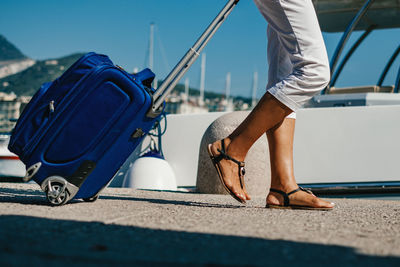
[8,53,113,160]
[8,82,53,159]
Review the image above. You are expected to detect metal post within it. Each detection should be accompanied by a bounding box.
[325,0,375,94]
[330,25,376,88]
[395,66,400,93]
[377,45,400,87]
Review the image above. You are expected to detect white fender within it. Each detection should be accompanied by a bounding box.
[123,157,177,191]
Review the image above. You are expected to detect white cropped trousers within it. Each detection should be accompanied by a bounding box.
[253,0,330,119]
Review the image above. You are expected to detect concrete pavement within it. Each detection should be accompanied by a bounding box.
[0,183,399,266]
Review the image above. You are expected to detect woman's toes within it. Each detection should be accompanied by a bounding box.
[309,196,335,209]
[319,199,335,208]
[233,188,246,202]
[243,189,251,200]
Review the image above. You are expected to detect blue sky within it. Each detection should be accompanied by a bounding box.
[1,0,399,98]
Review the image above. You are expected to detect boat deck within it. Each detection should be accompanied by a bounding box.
[0,183,399,266]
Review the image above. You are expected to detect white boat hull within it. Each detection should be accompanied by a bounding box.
[0,136,26,179]
[0,156,25,178]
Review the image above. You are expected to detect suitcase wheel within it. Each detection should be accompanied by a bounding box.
[41,176,80,206]
[83,195,99,202]
[45,181,70,206]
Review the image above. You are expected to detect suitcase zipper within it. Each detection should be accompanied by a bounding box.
[22,101,56,159]
[56,53,107,84]
[22,64,136,160]
[9,83,51,150]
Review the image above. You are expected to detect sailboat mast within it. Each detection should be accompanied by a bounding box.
[199,53,206,106]
[225,72,231,101]
[149,23,154,70]
[184,78,190,105]
[252,71,258,108]
[148,23,158,88]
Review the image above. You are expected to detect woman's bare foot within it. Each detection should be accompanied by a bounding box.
[266,184,335,209]
[208,138,251,203]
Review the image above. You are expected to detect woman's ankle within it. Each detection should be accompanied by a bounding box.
[225,137,248,162]
[269,179,298,193]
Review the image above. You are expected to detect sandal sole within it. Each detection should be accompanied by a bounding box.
[266,204,333,211]
[207,144,246,204]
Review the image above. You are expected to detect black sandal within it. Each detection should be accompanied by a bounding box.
[266,187,333,211]
[207,139,246,204]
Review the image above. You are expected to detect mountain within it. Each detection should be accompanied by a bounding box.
[0,52,251,104]
[0,35,251,105]
[0,35,27,61]
[0,53,85,96]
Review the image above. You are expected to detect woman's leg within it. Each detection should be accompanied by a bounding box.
[209,93,292,201]
[266,118,334,208]
[209,0,330,203]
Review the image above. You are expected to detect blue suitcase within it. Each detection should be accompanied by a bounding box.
[9,52,163,204]
[8,0,240,205]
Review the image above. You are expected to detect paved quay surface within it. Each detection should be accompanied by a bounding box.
[0,183,399,266]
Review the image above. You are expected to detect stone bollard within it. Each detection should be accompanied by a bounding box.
[196,111,271,197]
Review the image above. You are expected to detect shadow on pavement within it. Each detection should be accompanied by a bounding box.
[0,186,85,206]
[0,215,399,266]
[0,186,49,205]
[0,187,242,208]
[100,195,243,209]
[0,177,24,183]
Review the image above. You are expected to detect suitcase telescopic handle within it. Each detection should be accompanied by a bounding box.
[147,0,240,118]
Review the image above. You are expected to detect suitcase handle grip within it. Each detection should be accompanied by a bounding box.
[147,0,240,118]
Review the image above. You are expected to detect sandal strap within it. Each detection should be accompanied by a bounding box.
[299,187,314,195]
[287,188,301,196]
[214,139,246,189]
[216,139,245,167]
[270,187,314,207]
[287,187,314,196]
[269,188,290,207]
[210,139,226,163]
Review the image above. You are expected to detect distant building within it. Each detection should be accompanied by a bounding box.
[0,92,30,133]
[163,91,252,115]
[164,94,208,114]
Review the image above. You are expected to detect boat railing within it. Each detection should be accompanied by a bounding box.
[327,85,394,95]
[315,0,400,94]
